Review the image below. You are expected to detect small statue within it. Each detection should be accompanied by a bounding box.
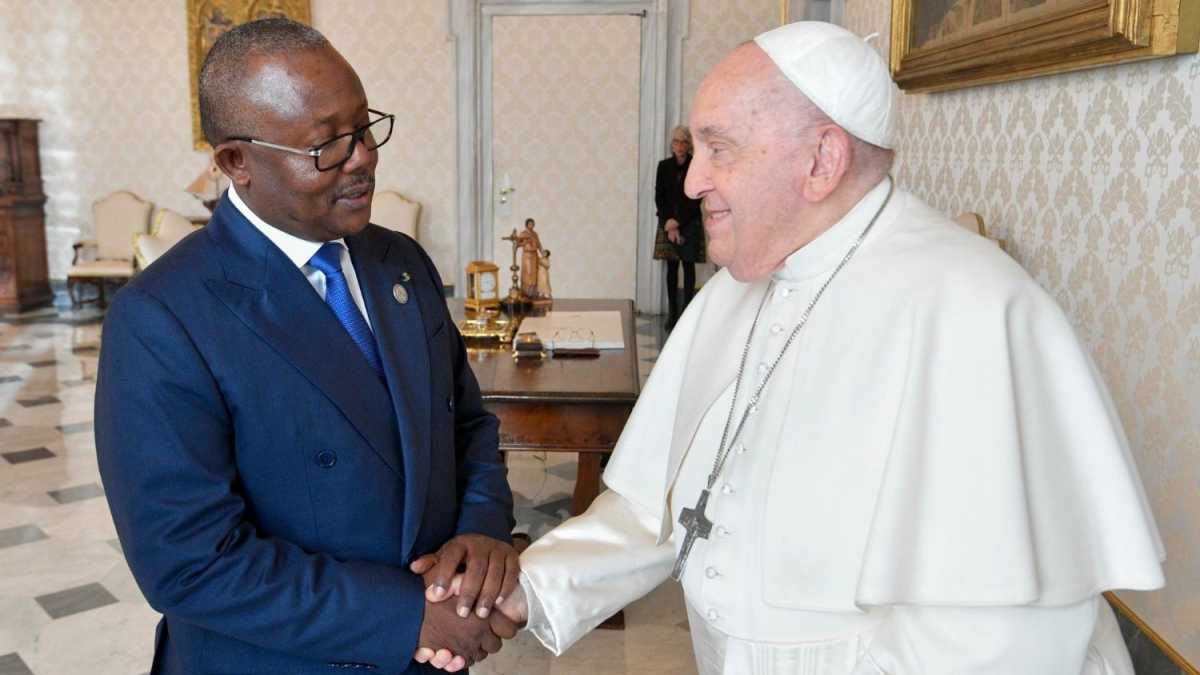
[535,249,552,302]
[501,218,552,309]
[515,218,544,298]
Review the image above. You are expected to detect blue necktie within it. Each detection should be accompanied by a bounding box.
[308,242,384,378]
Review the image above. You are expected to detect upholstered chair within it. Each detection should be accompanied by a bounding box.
[135,209,201,270]
[67,191,153,307]
[372,191,420,239]
[953,211,1007,252]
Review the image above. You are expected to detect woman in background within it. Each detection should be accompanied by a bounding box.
[653,125,704,331]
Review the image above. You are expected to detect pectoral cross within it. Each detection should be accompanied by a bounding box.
[671,488,713,580]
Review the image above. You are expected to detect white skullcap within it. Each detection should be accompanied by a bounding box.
[754,22,897,149]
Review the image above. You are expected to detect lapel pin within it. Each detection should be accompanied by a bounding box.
[393,283,409,305]
[401,272,411,283]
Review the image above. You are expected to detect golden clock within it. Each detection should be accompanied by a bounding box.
[465,260,501,312]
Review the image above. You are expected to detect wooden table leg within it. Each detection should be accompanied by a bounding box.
[572,453,603,516]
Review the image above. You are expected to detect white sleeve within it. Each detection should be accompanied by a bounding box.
[519,489,675,655]
[852,597,1100,675]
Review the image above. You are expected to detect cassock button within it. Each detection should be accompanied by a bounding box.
[706,608,719,621]
[781,287,793,298]
[770,323,784,334]
[315,450,337,468]
[721,483,735,495]
[393,283,409,304]
[716,525,731,537]
[705,566,720,579]
[734,443,747,455]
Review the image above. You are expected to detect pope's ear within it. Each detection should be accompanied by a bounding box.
[801,126,851,203]
[212,142,251,188]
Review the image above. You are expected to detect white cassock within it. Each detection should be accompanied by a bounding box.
[518,180,1165,675]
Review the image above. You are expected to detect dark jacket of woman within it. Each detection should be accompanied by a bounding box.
[653,155,705,263]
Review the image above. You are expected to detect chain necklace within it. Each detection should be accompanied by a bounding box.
[671,176,895,581]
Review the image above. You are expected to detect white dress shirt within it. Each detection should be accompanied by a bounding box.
[228,185,373,331]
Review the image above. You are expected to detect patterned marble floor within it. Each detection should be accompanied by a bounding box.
[0,304,691,675]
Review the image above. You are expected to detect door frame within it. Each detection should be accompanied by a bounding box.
[449,0,689,312]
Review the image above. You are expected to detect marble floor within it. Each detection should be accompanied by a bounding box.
[0,302,694,675]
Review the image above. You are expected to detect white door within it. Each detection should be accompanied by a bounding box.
[489,13,642,300]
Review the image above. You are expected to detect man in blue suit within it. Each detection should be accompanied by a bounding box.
[96,19,516,674]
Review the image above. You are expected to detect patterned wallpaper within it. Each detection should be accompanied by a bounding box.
[0,0,459,281]
[845,1,1200,662]
[314,0,457,282]
[0,0,200,281]
[0,0,778,293]
[490,14,641,300]
[681,0,781,128]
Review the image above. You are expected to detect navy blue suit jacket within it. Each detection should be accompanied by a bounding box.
[96,195,514,674]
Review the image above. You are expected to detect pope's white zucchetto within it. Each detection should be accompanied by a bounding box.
[754,21,898,149]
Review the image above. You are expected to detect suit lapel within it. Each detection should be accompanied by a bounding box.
[203,197,403,477]
[348,229,432,559]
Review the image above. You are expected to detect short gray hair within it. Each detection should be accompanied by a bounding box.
[671,125,692,151]
[198,17,329,145]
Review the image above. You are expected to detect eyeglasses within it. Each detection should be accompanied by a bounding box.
[226,108,395,172]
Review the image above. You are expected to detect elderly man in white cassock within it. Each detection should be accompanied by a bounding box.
[415,21,1166,675]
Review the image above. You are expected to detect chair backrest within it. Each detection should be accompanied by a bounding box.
[154,208,200,242]
[952,211,1008,252]
[952,212,984,235]
[135,209,200,269]
[93,191,153,261]
[372,191,420,239]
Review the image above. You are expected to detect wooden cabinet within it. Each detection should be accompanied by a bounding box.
[0,119,52,311]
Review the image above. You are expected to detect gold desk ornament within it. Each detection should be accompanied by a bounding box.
[465,260,501,312]
[457,309,519,347]
[512,331,546,362]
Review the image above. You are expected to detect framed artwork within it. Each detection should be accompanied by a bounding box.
[890,0,1199,92]
[187,0,313,150]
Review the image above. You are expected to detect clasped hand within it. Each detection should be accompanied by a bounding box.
[410,534,527,671]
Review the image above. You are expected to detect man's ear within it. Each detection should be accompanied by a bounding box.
[801,126,851,203]
[213,143,251,188]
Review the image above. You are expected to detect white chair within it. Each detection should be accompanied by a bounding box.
[135,209,201,270]
[372,191,420,239]
[68,191,153,307]
[953,211,1007,252]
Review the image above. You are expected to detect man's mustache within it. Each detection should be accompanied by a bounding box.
[334,177,375,200]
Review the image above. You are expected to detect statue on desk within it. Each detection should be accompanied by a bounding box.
[502,218,553,308]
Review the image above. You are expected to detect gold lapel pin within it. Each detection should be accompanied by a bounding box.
[401,272,411,282]
[393,283,409,305]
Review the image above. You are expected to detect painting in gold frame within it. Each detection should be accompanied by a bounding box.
[187,0,313,150]
[890,0,1199,92]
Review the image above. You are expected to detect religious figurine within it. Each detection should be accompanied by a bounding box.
[534,249,552,304]
[516,218,544,298]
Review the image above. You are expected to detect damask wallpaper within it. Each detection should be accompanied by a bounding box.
[491,14,641,300]
[681,0,781,127]
[844,1,1200,663]
[0,0,459,281]
[0,0,779,293]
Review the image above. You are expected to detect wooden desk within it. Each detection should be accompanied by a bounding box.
[447,298,640,515]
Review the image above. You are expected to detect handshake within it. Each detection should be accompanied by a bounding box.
[409,533,529,672]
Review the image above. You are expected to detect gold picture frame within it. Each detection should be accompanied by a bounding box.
[187,0,313,150]
[890,0,1199,92]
